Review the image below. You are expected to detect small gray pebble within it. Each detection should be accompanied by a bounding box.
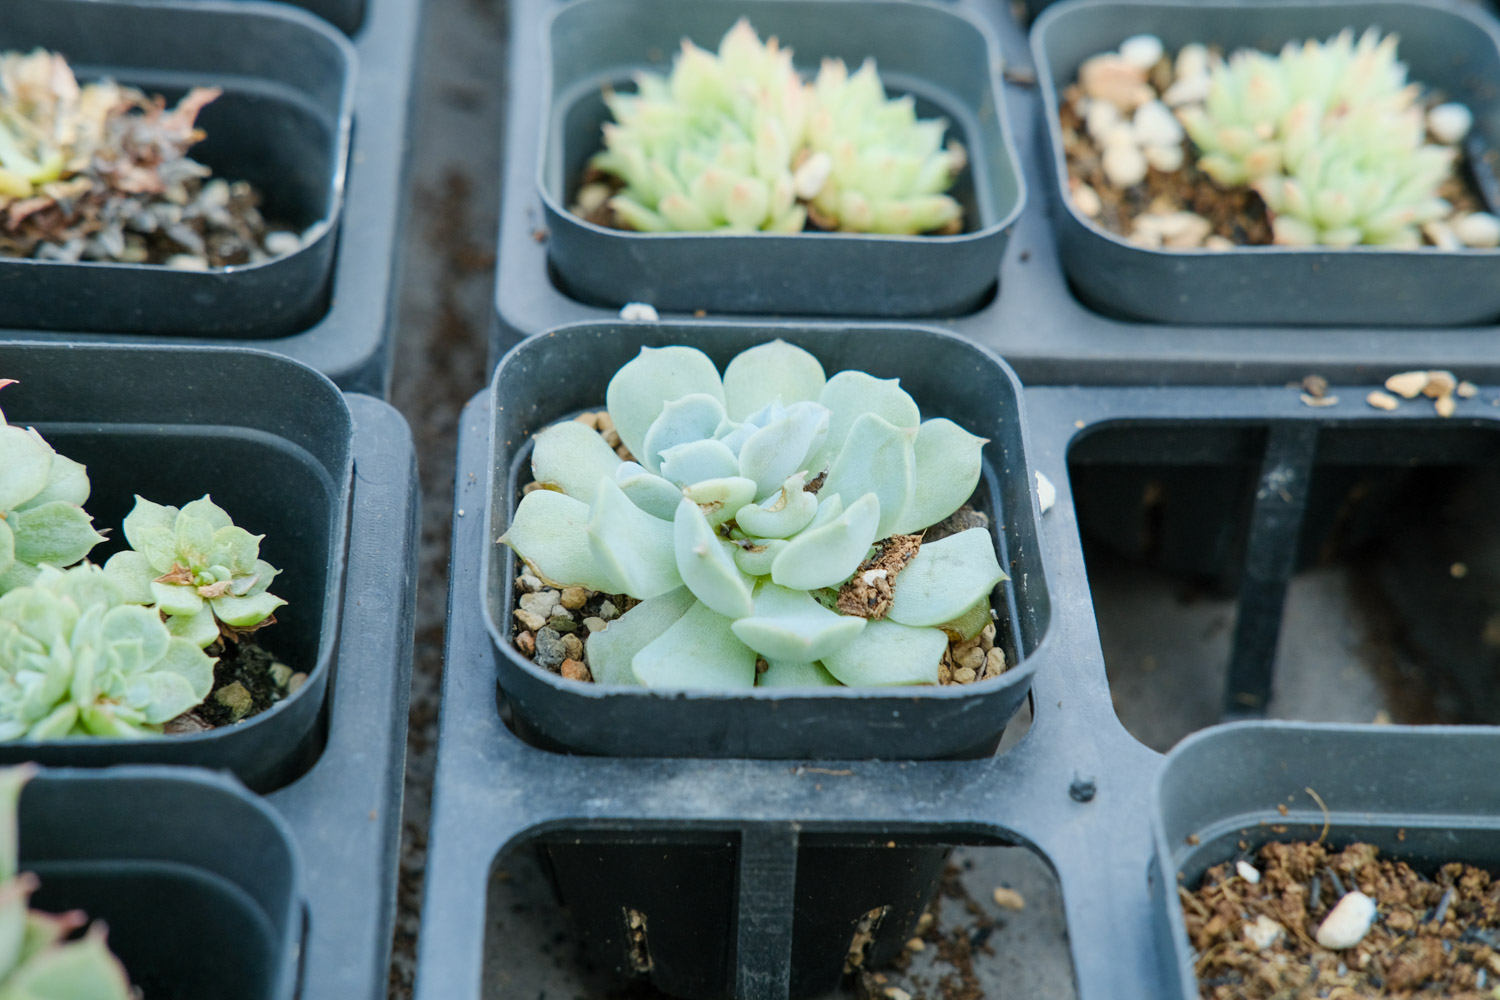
[534,628,567,669]
[518,574,544,593]
[599,600,620,621]
[583,617,607,633]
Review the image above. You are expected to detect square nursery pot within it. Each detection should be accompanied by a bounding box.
[22,766,303,1000]
[0,0,354,338]
[1151,722,1500,1000]
[1032,0,1500,326]
[0,343,352,792]
[539,0,1025,318]
[482,322,1053,759]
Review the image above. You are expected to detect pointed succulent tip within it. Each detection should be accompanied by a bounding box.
[0,379,14,391]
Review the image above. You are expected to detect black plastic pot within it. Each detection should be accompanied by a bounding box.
[0,0,354,339]
[1032,0,1500,327]
[539,0,1024,318]
[482,321,1052,759]
[1151,722,1500,1000]
[0,344,352,793]
[22,766,303,1000]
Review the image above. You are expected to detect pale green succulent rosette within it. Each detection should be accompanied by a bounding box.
[103,495,285,649]
[802,57,966,235]
[0,766,135,1000]
[1178,28,1454,247]
[0,564,215,740]
[593,19,809,233]
[0,393,106,595]
[503,340,1007,690]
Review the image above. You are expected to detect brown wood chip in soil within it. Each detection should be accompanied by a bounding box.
[1184,839,1500,999]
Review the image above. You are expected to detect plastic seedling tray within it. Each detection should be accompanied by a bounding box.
[493,0,1500,384]
[0,344,351,793]
[482,321,1052,760]
[1152,724,1500,1000]
[421,378,1500,1000]
[1032,0,1500,327]
[0,0,353,340]
[538,0,1024,318]
[0,0,420,395]
[21,767,303,1000]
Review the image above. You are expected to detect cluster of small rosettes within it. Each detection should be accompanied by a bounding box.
[577,19,967,236]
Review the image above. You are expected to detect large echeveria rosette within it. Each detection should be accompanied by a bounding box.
[0,564,215,740]
[502,340,1007,690]
[0,385,105,594]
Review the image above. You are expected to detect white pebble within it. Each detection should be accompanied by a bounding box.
[1243,914,1283,950]
[1102,143,1148,188]
[1204,235,1235,251]
[1163,75,1210,107]
[1316,891,1377,950]
[1428,102,1474,145]
[1145,143,1184,173]
[165,254,209,271]
[619,302,660,321]
[1071,183,1103,217]
[1135,211,1211,248]
[1236,860,1261,884]
[1084,99,1123,142]
[1035,471,1056,514]
[1133,100,1184,147]
[1454,212,1500,248]
[1119,35,1164,70]
[1175,43,1210,83]
[1423,219,1462,251]
[264,231,302,257]
[793,152,832,199]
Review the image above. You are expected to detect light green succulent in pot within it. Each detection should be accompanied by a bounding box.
[589,19,810,233]
[0,382,106,595]
[502,340,1007,690]
[103,496,285,650]
[1178,29,1453,247]
[0,564,215,740]
[0,765,135,999]
[801,57,967,235]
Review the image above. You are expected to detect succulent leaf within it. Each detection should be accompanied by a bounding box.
[730,583,866,661]
[736,401,829,499]
[613,463,683,520]
[820,413,916,540]
[770,491,880,590]
[756,657,841,687]
[641,394,728,476]
[820,619,946,686]
[721,340,826,420]
[532,421,623,503]
[606,347,726,461]
[891,418,986,535]
[673,498,754,618]
[503,489,623,592]
[734,473,817,538]
[887,528,1007,627]
[631,599,758,688]
[806,371,920,474]
[586,479,682,599]
[586,587,696,686]
[0,408,102,594]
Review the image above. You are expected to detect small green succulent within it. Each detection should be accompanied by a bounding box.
[502,340,1006,690]
[0,766,134,999]
[585,20,965,235]
[590,19,809,233]
[0,564,215,739]
[803,57,966,234]
[1179,29,1453,247]
[0,383,106,595]
[103,496,285,650]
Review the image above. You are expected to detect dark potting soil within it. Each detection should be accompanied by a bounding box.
[510,413,1008,687]
[1183,840,1500,999]
[166,637,299,731]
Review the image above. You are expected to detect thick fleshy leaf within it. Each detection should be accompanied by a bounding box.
[733,473,817,538]
[79,703,153,738]
[614,463,683,520]
[166,606,220,649]
[730,584,865,661]
[122,671,200,725]
[682,476,757,528]
[820,620,945,686]
[501,490,621,592]
[937,597,993,641]
[0,564,37,594]
[99,605,169,673]
[606,346,726,461]
[24,703,78,741]
[771,492,879,590]
[143,637,214,712]
[121,497,179,574]
[101,552,155,605]
[805,371,920,474]
[212,591,287,628]
[3,925,134,1000]
[821,413,916,540]
[890,419,986,535]
[0,427,51,513]
[0,520,12,580]
[586,587,696,686]
[150,582,203,619]
[174,509,216,569]
[658,438,740,486]
[756,658,841,687]
[531,421,623,503]
[632,600,757,689]
[8,502,103,568]
[721,340,827,420]
[586,479,682,599]
[673,499,754,618]
[640,394,726,475]
[736,402,830,499]
[18,453,88,511]
[887,528,1006,627]
[179,496,233,531]
[731,537,786,577]
[806,493,843,529]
